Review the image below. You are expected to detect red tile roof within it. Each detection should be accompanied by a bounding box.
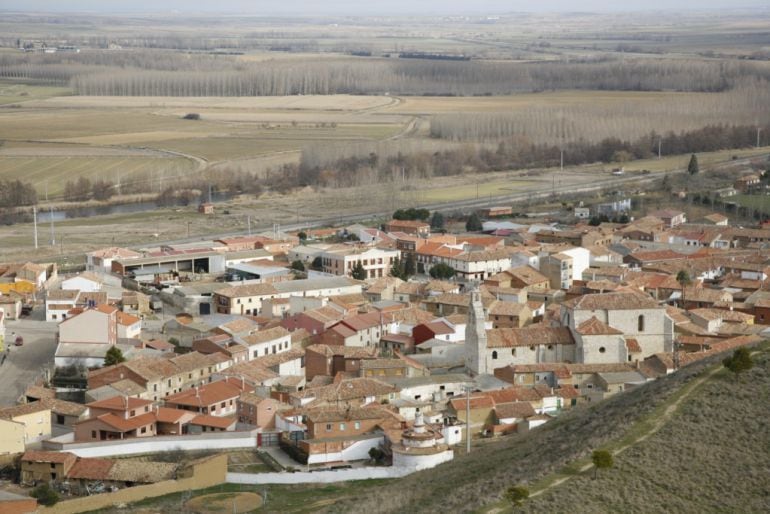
[190,414,236,429]
[87,396,153,411]
[164,378,251,408]
[576,316,623,336]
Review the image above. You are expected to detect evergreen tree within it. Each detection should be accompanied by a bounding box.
[687,153,699,175]
[430,211,446,231]
[466,212,483,232]
[351,261,367,280]
[403,253,416,278]
[104,346,126,367]
[390,257,405,279]
[429,263,456,280]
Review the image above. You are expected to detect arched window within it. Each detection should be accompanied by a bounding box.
[638,315,645,332]
[492,351,498,360]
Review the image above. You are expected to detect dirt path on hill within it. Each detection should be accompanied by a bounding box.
[526,363,724,500]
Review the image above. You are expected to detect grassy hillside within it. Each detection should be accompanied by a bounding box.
[516,352,770,514]
[328,347,768,514]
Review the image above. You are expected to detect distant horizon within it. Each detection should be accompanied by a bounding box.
[1,0,769,16]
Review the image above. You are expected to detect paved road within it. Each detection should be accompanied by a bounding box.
[0,309,58,406]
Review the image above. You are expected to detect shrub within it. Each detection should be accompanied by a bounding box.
[504,485,529,508]
[30,483,59,506]
[723,347,754,375]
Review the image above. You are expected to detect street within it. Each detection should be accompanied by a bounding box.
[0,308,59,405]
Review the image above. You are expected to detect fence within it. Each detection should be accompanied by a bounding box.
[42,454,228,514]
[227,466,412,485]
[43,430,259,458]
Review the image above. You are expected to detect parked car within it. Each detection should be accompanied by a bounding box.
[14,336,23,346]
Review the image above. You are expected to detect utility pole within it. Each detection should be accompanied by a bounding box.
[247,215,251,235]
[33,206,38,249]
[560,148,564,173]
[757,127,762,149]
[658,139,662,159]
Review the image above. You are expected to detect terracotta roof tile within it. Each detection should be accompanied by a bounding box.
[486,325,574,348]
[576,316,623,336]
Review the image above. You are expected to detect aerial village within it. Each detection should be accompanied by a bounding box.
[0,186,769,509]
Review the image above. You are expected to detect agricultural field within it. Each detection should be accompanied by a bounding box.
[0,90,412,198]
[0,80,71,105]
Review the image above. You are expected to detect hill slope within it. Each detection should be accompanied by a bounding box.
[519,352,769,513]
[331,348,768,514]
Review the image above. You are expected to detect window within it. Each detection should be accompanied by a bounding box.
[326,424,332,432]
[511,349,516,356]
[340,423,346,431]
[130,410,136,416]
[141,426,147,434]
[492,351,498,360]
[638,315,645,332]
[599,347,606,353]
[355,422,361,430]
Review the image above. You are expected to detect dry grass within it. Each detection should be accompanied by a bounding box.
[0,155,196,194]
[387,91,705,114]
[416,179,534,203]
[326,348,767,513]
[185,492,262,513]
[516,353,770,514]
[33,94,395,111]
[0,80,71,105]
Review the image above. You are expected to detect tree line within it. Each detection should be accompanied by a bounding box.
[0,180,37,208]
[429,79,770,144]
[4,51,770,95]
[293,122,770,189]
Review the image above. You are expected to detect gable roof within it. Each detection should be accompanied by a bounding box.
[486,325,574,348]
[565,290,660,311]
[494,401,537,420]
[576,316,623,336]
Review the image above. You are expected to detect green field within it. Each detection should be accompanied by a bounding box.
[731,193,770,212]
[0,80,71,105]
[0,155,197,195]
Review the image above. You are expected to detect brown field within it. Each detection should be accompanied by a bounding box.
[185,492,262,513]
[385,91,699,114]
[32,94,397,111]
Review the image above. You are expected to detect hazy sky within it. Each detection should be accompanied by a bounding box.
[1,1,767,15]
